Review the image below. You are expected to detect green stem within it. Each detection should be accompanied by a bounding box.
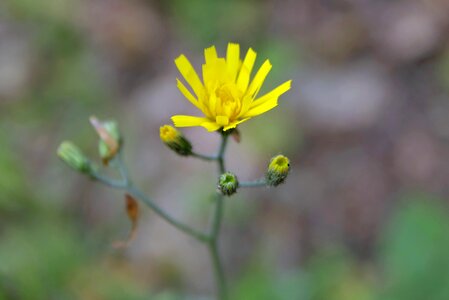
[126,184,210,242]
[208,240,227,300]
[239,179,267,188]
[91,173,126,188]
[92,133,230,299]
[217,133,229,174]
[208,133,229,300]
[191,152,218,161]
[116,150,130,186]
[91,170,209,243]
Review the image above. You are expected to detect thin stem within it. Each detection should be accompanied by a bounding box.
[208,241,227,300]
[210,195,224,237]
[91,161,210,243]
[91,133,231,299]
[208,132,229,300]
[116,150,130,185]
[126,185,209,242]
[239,179,267,188]
[91,173,127,188]
[217,133,229,174]
[191,152,218,161]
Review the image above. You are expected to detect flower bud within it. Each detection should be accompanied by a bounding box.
[218,172,239,196]
[266,155,290,186]
[57,141,94,174]
[160,125,192,156]
[90,116,122,164]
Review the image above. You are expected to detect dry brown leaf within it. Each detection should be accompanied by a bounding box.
[113,194,139,249]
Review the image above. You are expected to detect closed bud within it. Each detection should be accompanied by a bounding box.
[218,172,239,196]
[266,155,290,186]
[90,116,122,164]
[160,125,192,156]
[57,141,94,174]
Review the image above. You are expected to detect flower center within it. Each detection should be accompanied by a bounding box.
[212,83,242,125]
[216,86,235,106]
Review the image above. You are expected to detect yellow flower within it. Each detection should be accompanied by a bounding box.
[171,43,292,132]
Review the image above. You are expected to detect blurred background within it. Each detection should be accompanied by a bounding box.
[1,0,449,299]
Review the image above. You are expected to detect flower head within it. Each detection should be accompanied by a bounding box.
[172,43,292,132]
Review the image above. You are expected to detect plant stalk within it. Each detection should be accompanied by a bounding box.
[208,133,229,300]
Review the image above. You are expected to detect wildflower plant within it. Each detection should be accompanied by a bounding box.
[58,43,291,300]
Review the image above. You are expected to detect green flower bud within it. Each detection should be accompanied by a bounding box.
[218,172,239,196]
[90,116,122,164]
[57,141,94,174]
[266,155,290,186]
[160,125,192,156]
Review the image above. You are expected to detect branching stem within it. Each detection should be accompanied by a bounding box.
[91,160,209,243]
[90,133,231,300]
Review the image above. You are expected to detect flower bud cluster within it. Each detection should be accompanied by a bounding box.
[58,117,124,176]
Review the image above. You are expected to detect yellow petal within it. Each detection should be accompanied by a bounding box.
[200,121,221,132]
[171,115,220,131]
[176,79,208,115]
[208,87,218,115]
[223,118,250,131]
[251,80,291,108]
[237,95,253,118]
[171,115,210,127]
[203,58,227,86]
[226,43,240,81]
[247,59,272,97]
[175,55,205,99]
[236,48,257,92]
[204,46,218,64]
[244,98,278,117]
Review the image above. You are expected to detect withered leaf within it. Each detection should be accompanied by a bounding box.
[90,116,119,165]
[113,194,139,249]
